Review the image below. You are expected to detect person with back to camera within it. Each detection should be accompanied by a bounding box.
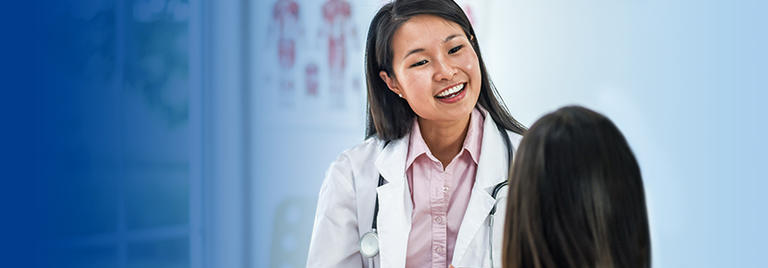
[307,0,528,267]
[502,106,652,268]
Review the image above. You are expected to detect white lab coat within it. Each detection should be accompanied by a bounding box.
[307,109,522,268]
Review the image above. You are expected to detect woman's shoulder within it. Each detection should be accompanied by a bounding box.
[327,136,385,173]
[321,137,386,194]
[340,136,385,159]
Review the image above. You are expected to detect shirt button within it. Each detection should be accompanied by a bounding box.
[442,185,449,193]
[434,216,443,224]
[434,245,444,254]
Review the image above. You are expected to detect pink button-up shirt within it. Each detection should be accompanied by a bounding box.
[404,108,484,268]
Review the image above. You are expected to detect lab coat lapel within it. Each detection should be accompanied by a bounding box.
[374,135,412,268]
[451,112,510,265]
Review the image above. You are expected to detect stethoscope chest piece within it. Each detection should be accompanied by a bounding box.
[359,229,380,258]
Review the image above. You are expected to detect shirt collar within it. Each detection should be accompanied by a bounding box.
[463,107,484,164]
[405,107,485,169]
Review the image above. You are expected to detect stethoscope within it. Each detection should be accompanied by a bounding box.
[360,121,513,267]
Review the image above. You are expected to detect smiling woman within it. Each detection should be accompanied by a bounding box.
[379,14,483,167]
[379,15,482,159]
[307,1,526,267]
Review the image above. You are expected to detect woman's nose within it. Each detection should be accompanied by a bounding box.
[433,58,457,81]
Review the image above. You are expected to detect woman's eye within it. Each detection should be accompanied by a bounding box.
[410,60,428,67]
[448,45,464,54]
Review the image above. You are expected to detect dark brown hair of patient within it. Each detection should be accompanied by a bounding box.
[502,106,651,268]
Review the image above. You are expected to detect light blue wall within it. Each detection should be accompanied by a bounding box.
[482,1,768,266]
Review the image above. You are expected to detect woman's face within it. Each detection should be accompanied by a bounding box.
[380,15,482,124]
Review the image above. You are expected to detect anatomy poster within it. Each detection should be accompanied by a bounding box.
[256,0,367,128]
[267,0,303,107]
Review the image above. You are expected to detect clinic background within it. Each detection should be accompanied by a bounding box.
[26,0,767,267]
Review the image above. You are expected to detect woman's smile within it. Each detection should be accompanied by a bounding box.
[434,82,467,103]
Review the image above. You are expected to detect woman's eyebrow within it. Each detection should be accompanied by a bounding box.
[403,48,425,60]
[444,34,461,42]
[402,34,463,60]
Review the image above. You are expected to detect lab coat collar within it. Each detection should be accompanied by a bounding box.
[374,132,412,268]
[472,107,510,191]
[375,132,409,186]
[451,108,511,266]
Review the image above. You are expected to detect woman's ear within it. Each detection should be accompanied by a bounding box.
[379,71,403,97]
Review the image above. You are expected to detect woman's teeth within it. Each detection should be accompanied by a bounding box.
[436,83,465,98]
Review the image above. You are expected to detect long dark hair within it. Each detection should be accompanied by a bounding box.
[364,0,526,141]
[502,106,651,268]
